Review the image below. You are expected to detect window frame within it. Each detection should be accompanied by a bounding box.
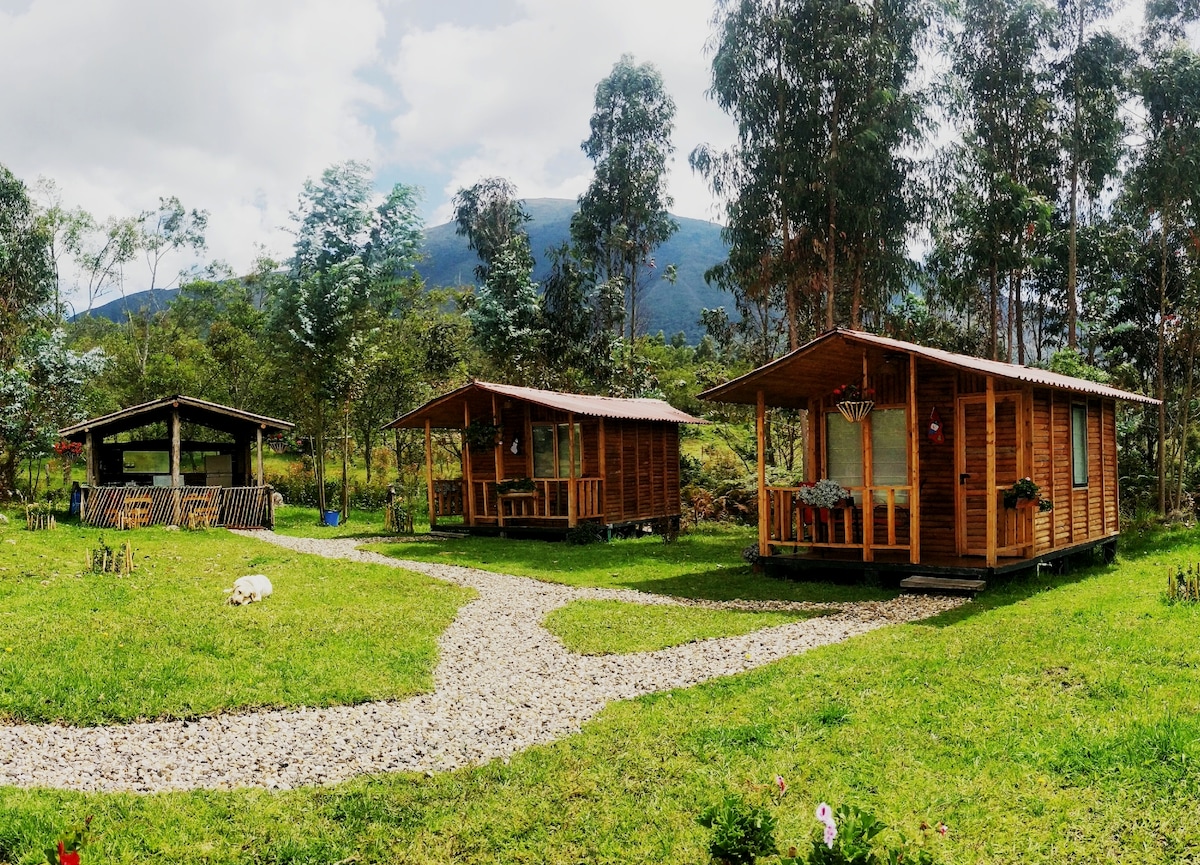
[531,422,582,479]
[1071,403,1089,488]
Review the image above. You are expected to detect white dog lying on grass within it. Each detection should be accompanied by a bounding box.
[225,574,273,605]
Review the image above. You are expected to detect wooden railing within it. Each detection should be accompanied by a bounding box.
[432,479,464,518]
[765,485,912,555]
[80,485,275,529]
[475,477,604,524]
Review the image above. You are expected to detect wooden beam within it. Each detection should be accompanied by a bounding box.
[985,377,997,567]
[567,412,577,528]
[908,355,921,564]
[425,420,436,529]
[492,395,505,528]
[861,401,874,563]
[84,430,96,487]
[598,418,607,522]
[806,398,817,482]
[256,426,264,487]
[463,402,473,527]
[170,406,181,488]
[757,390,768,558]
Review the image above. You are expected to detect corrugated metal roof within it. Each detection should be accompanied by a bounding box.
[701,328,1161,406]
[59,395,295,438]
[385,381,707,429]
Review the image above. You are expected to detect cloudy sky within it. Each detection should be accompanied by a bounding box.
[0,0,735,308]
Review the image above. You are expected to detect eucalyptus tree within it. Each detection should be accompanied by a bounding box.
[466,234,545,385]
[1053,0,1131,349]
[937,0,1059,362]
[692,0,926,349]
[270,161,424,519]
[1122,11,1200,513]
[452,177,531,283]
[0,164,55,366]
[572,54,678,352]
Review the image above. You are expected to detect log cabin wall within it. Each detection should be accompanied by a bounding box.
[603,421,682,523]
[915,362,958,558]
[1029,390,1118,555]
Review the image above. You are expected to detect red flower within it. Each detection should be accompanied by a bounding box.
[58,841,80,865]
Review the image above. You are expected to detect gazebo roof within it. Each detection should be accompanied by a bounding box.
[60,395,294,441]
[700,328,1161,409]
[385,381,707,429]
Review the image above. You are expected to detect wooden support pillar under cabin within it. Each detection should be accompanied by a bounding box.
[567,411,578,528]
[861,351,874,562]
[757,390,768,557]
[908,353,921,564]
[424,420,436,529]
[985,377,997,567]
[463,402,474,527]
[170,403,182,524]
[256,426,264,486]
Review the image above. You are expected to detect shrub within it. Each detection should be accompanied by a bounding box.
[566,521,606,546]
[697,795,777,865]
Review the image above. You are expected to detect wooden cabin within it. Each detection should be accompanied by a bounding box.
[700,329,1159,578]
[59,395,294,529]
[385,381,706,535]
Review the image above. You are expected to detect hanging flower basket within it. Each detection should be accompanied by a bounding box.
[831,383,875,423]
[268,440,288,453]
[836,400,875,423]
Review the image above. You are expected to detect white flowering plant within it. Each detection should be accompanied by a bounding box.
[796,479,851,510]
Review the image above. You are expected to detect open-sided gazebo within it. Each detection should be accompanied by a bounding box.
[385,381,706,536]
[700,329,1159,580]
[59,395,293,529]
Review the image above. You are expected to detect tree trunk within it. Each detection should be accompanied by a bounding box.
[989,257,1000,361]
[1175,328,1195,511]
[1157,217,1169,515]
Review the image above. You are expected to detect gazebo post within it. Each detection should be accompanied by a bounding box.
[84,430,96,487]
[170,403,182,524]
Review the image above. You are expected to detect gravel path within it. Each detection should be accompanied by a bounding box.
[0,532,965,793]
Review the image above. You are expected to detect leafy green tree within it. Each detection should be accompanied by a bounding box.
[270,161,424,519]
[466,235,544,384]
[0,164,55,366]
[572,54,678,353]
[452,177,531,282]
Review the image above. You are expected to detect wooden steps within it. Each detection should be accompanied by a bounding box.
[900,576,986,595]
[428,530,468,539]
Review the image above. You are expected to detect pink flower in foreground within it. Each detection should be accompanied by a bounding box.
[815,802,833,824]
[775,775,787,795]
[938,823,948,836]
[824,821,838,849]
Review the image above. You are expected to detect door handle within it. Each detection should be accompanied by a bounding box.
[959,473,970,485]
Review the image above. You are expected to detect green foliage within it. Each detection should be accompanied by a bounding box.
[697,795,777,865]
[1165,562,1200,603]
[565,520,606,546]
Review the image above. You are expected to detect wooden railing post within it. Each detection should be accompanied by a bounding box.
[757,390,768,558]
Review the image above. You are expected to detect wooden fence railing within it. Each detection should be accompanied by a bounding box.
[765,484,911,555]
[80,485,275,529]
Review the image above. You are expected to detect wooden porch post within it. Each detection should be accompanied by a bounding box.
[493,395,505,528]
[424,420,436,529]
[598,418,607,523]
[567,412,578,528]
[84,430,96,486]
[908,354,921,564]
[985,377,997,567]
[861,352,874,562]
[757,390,768,558]
[256,426,264,486]
[170,404,182,524]
[463,402,474,527]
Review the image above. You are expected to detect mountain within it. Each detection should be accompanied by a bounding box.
[83,199,731,343]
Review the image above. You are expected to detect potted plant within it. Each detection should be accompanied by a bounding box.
[831,382,875,422]
[1003,477,1053,511]
[463,419,501,452]
[796,478,851,517]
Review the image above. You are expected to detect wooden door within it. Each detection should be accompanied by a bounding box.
[956,393,1021,557]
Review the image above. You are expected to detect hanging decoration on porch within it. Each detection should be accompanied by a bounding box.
[832,382,875,423]
[927,407,945,444]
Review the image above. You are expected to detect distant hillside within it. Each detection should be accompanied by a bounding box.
[418,198,729,343]
[83,199,731,343]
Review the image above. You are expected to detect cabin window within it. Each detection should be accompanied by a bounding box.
[532,423,582,478]
[870,409,908,505]
[1071,404,1088,487]
[825,413,864,500]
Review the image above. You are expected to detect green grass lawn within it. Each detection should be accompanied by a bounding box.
[544,600,823,655]
[365,524,895,604]
[0,519,471,725]
[2,517,1200,862]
